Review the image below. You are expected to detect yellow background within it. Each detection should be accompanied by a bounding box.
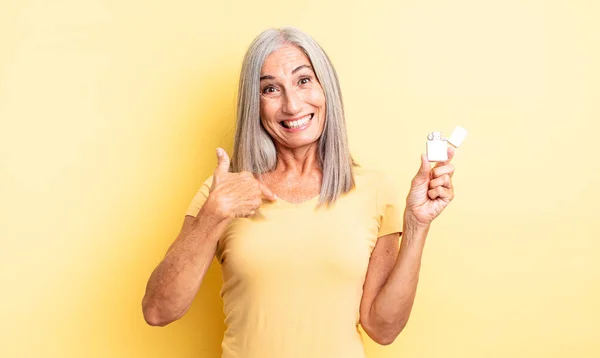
[1,0,599,357]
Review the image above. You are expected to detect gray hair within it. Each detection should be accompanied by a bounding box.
[232,27,356,207]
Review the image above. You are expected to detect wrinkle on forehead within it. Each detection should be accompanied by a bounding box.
[260,45,311,79]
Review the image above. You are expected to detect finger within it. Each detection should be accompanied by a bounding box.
[236,210,255,219]
[215,148,231,174]
[448,146,455,161]
[434,146,456,168]
[428,186,454,201]
[212,148,231,187]
[431,163,455,179]
[259,182,278,201]
[236,199,260,218]
[242,209,264,220]
[429,174,453,190]
[413,154,432,184]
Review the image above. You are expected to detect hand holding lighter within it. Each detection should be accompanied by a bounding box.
[426,126,468,162]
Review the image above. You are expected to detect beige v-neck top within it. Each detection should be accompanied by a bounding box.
[185,167,403,358]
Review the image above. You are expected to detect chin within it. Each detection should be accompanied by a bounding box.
[283,135,321,149]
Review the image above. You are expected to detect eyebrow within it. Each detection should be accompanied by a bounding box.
[260,64,313,81]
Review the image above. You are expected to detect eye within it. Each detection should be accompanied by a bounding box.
[299,77,311,85]
[262,86,277,94]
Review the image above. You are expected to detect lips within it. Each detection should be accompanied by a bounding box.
[279,114,313,129]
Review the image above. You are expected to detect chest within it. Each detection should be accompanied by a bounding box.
[259,172,321,204]
[215,192,380,283]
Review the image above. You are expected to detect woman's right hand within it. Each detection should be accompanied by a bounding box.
[205,148,277,220]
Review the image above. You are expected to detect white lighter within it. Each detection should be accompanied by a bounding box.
[426,126,468,162]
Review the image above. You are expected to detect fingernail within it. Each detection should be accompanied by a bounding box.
[216,148,223,157]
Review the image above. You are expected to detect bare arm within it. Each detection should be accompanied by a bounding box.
[359,222,429,345]
[141,201,231,327]
[141,148,276,327]
[360,149,456,344]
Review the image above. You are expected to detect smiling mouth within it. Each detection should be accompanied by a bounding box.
[280,114,314,129]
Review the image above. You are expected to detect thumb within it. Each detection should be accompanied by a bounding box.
[414,154,431,182]
[259,182,278,202]
[213,147,231,180]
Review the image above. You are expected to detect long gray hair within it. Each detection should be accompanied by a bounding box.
[232,27,356,207]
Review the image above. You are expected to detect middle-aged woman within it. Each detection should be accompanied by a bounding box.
[142,27,456,358]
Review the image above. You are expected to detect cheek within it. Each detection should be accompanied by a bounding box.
[308,87,326,109]
[260,100,277,122]
[259,100,282,137]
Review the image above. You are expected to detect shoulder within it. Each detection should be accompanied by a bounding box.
[352,167,400,204]
[191,175,214,198]
[201,175,214,187]
[185,175,215,217]
[352,166,389,188]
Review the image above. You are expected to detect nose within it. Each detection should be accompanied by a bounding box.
[282,88,302,115]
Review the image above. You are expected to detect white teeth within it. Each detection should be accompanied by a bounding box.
[284,114,311,129]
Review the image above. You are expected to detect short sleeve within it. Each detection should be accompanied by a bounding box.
[185,176,214,217]
[376,173,403,237]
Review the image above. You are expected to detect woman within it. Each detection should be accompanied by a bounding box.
[142,27,456,358]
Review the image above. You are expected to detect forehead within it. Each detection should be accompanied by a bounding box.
[261,44,311,75]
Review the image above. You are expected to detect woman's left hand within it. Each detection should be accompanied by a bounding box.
[405,146,456,226]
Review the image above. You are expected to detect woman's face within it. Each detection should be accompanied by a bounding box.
[259,44,326,150]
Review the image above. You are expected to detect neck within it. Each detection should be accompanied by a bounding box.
[273,143,321,177]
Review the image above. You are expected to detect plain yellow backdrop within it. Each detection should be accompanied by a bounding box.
[1,0,599,357]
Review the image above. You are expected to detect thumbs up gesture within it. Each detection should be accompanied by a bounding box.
[404,147,456,226]
[205,148,277,220]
